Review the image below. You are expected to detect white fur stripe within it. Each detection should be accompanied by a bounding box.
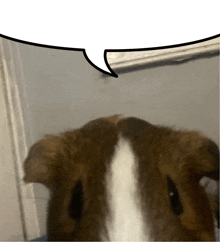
[104,136,149,241]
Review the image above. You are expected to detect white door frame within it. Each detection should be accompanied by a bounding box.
[0,38,41,241]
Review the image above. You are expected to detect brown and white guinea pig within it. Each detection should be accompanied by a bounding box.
[23,115,219,241]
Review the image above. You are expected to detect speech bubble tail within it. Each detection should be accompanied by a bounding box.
[83,49,118,78]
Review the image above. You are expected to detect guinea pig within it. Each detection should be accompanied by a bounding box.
[23,115,219,241]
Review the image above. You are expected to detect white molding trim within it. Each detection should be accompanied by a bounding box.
[0,39,41,240]
[107,37,219,71]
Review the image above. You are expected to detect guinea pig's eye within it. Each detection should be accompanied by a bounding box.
[69,180,83,221]
[167,176,183,216]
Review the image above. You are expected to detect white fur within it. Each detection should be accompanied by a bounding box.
[103,136,149,241]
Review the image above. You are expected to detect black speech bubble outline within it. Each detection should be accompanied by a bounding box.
[0,33,219,78]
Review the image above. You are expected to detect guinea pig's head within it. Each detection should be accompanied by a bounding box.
[23,115,219,241]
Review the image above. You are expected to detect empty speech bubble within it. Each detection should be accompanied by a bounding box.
[0,1,219,77]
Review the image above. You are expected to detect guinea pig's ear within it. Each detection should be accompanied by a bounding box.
[23,135,61,186]
[200,141,219,181]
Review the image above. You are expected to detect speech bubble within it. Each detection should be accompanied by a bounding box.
[0,1,219,78]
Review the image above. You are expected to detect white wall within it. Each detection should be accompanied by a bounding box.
[3,39,219,143]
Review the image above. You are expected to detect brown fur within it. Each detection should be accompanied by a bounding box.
[23,115,219,241]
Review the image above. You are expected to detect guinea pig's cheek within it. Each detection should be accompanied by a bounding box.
[179,205,216,241]
[199,231,216,241]
[178,195,207,231]
[179,207,198,230]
